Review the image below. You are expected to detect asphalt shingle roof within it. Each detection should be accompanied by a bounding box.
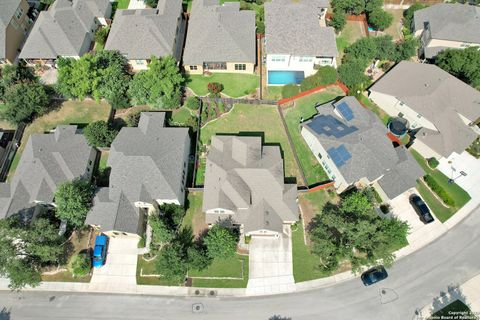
[369,61,480,158]
[0,0,22,59]
[183,0,256,65]
[265,0,337,57]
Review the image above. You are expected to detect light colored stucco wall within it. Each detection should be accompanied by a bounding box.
[184,62,255,75]
[104,230,141,239]
[3,0,30,63]
[129,59,149,72]
[426,38,480,51]
[266,54,336,78]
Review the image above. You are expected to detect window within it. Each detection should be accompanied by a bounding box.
[299,57,313,62]
[135,60,145,65]
[417,114,422,119]
[271,56,286,62]
[15,7,24,20]
[235,64,246,71]
[317,153,322,159]
[190,65,198,70]
[89,160,92,165]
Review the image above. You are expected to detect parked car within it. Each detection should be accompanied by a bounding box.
[410,194,434,224]
[92,235,108,268]
[361,266,388,286]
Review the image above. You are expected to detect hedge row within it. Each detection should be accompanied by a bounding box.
[423,175,455,207]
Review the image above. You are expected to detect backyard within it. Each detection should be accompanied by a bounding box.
[358,94,391,125]
[411,149,471,222]
[336,21,367,61]
[196,103,301,185]
[7,100,112,181]
[187,73,260,98]
[181,191,206,238]
[384,9,405,41]
[282,86,346,186]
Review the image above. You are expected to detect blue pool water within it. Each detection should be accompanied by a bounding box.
[268,70,305,85]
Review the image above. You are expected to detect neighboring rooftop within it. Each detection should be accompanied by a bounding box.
[19,0,111,59]
[265,0,337,57]
[414,3,480,44]
[369,61,480,158]
[85,112,190,235]
[0,125,95,220]
[302,96,423,199]
[104,0,184,60]
[203,136,298,234]
[183,0,256,65]
[0,0,22,59]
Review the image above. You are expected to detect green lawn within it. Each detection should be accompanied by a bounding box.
[283,87,345,185]
[171,106,196,125]
[336,21,367,60]
[197,104,301,185]
[187,73,260,98]
[181,191,206,237]
[411,149,471,222]
[265,86,284,100]
[358,94,391,125]
[191,255,249,288]
[430,300,476,319]
[115,0,130,9]
[136,255,183,286]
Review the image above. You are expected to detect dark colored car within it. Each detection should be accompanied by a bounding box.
[410,194,435,224]
[361,266,388,286]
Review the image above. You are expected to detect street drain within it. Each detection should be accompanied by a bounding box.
[192,303,204,313]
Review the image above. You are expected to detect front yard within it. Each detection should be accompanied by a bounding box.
[197,103,301,185]
[187,73,260,98]
[282,87,346,186]
[190,254,249,288]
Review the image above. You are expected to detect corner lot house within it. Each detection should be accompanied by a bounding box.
[0,0,31,65]
[104,0,185,72]
[19,0,111,67]
[301,97,424,201]
[413,3,480,59]
[203,136,298,237]
[0,126,97,221]
[183,0,256,75]
[85,112,190,238]
[265,0,337,86]
[369,61,480,160]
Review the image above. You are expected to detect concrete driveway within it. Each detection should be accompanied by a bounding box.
[90,236,138,285]
[246,228,295,295]
[389,188,446,244]
[438,151,480,199]
[128,0,146,9]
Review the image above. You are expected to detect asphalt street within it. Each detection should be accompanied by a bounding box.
[1,206,480,320]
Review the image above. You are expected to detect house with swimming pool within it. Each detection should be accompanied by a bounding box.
[264,0,337,86]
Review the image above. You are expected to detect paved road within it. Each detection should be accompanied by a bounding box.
[1,206,480,320]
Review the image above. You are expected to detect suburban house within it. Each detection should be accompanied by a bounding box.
[264,0,337,86]
[369,61,480,160]
[203,136,298,237]
[104,0,185,72]
[85,112,191,238]
[0,125,97,221]
[301,96,424,201]
[0,0,32,65]
[413,3,480,59]
[19,0,111,67]
[183,0,256,75]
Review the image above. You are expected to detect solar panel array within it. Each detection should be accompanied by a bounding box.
[327,145,352,168]
[336,102,354,121]
[306,115,358,139]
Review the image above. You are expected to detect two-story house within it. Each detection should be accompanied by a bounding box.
[413,3,480,59]
[104,0,185,72]
[0,125,97,221]
[265,0,337,85]
[19,0,111,67]
[85,112,191,239]
[0,0,31,65]
[369,61,480,161]
[183,0,256,75]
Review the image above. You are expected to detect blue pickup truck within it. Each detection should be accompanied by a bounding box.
[92,235,108,268]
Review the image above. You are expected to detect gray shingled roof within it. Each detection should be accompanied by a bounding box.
[104,0,183,60]
[414,4,480,45]
[369,61,480,158]
[301,97,424,199]
[183,0,256,65]
[265,0,337,57]
[0,125,96,220]
[85,112,190,235]
[203,136,298,234]
[0,0,22,59]
[19,0,111,59]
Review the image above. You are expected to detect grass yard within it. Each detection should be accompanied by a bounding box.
[181,191,206,238]
[384,9,405,41]
[187,73,260,98]
[171,106,197,125]
[114,0,130,9]
[411,149,471,222]
[7,100,111,181]
[197,104,301,185]
[265,86,284,100]
[358,94,391,125]
[336,21,367,61]
[191,255,249,288]
[136,255,183,286]
[299,188,338,228]
[283,87,345,186]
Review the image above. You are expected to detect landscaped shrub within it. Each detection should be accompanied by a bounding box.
[125,110,143,127]
[207,82,224,96]
[70,253,91,277]
[423,175,455,207]
[281,84,300,99]
[94,27,109,46]
[185,96,201,110]
[300,66,338,92]
[427,157,439,169]
[329,9,347,32]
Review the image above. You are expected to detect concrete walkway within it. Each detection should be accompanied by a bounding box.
[128,0,146,9]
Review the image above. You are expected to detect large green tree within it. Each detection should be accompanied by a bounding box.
[403,3,428,32]
[203,225,238,260]
[2,83,49,125]
[368,8,393,31]
[436,47,480,90]
[155,243,187,282]
[54,179,94,228]
[0,62,36,101]
[128,56,184,109]
[83,120,118,148]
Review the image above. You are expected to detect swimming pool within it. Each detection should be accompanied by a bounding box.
[268,70,305,85]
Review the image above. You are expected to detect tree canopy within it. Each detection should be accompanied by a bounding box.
[54,179,94,228]
[2,83,49,125]
[435,47,480,90]
[203,225,238,260]
[403,3,428,33]
[83,120,118,148]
